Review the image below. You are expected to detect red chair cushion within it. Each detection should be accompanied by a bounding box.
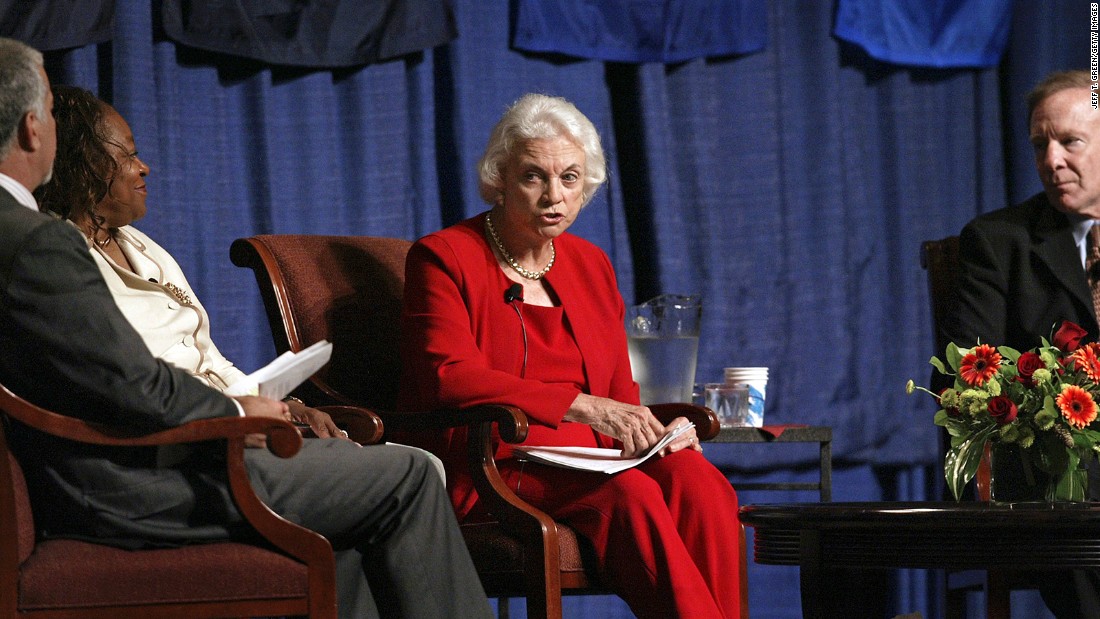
[19,539,307,610]
[9,451,35,565]
[461,520,592,579]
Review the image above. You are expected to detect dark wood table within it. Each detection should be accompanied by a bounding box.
[706,426,832,501]
[740,501,1100,618]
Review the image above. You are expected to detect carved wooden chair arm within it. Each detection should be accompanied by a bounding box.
[463,405,560,553]
[649,403,721,440]
[375,405,529,443]
[0,383,337,616]
[0,387,304,457]
[316,405,385,445]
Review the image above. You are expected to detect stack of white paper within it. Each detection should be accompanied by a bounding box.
[513,422,695,474]
[224,340,333,401]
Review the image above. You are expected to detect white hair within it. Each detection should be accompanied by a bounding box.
[477,93,607,208]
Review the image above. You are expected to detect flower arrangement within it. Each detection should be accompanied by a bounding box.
[907,321,1100,502]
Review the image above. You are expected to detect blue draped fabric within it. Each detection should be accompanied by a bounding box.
[512,0,767,63]
[160,0,456,67]
[0,0,113,50]
[834,0,1013,68]
[13,0,1088,616]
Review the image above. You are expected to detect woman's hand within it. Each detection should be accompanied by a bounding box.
[286,399,353,441]
[658,416,703,456]
[564,393,667,457]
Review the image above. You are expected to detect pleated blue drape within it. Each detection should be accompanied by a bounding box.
[834,0,1013,68]
[511,0,768,63]
[27,0,1089,616]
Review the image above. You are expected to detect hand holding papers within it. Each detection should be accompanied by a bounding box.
[224,340,333,401]
[513,422,695,474]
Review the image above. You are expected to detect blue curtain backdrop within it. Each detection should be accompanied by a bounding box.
[19,0,1092,616]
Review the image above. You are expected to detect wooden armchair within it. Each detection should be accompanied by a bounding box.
[230,234,731,619]
[921,236,1030,618]
[0,379,364,618]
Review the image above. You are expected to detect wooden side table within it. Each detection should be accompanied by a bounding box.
[705,425,832,501]
[740,501,1100,619]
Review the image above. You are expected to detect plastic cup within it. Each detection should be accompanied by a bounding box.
[705,383,751,428]
[723,367,768,427]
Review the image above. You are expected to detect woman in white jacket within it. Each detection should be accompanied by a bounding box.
[35,86,444,480]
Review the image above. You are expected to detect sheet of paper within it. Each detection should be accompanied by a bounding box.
[224,340,333,401]
[514,422,694,474]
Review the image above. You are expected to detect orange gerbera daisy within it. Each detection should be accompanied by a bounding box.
[958,344,1002,386]
[1070,343,1100,382]
[1057,384,1098,429]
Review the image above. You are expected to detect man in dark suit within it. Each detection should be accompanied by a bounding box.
[948,70,1100,351]
[0,37,491,618]
[947,69,1100,619]
[946,78,1100,354]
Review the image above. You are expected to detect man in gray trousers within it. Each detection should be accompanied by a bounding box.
[0,36,491,618]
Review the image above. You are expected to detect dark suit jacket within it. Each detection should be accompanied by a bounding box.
[0,188,244,546]
[945,192,1098,352]
[946,199,1100,616]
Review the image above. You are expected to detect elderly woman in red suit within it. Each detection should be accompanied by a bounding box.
[398,93,741,618]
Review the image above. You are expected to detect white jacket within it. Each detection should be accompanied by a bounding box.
[81,224,247,391]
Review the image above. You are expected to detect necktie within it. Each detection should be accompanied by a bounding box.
[1087,224,1100,321]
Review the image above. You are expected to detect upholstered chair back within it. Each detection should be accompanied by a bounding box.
[232,235,412,410]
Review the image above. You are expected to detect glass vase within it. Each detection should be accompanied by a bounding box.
[986,443,1089,504]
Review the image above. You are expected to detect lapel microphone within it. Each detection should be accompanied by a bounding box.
[504,283,527,377]
[504,283,524,303]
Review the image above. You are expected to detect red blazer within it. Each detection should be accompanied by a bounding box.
[397,213,639,517]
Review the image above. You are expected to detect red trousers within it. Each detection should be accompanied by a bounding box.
[499,449,741,618]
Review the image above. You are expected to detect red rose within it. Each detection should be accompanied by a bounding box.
[987,396,1018,425]
[1053,321,1088,352]
[1016,352,1045,386]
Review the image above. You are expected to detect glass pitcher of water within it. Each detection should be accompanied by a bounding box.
[626,294,702,404]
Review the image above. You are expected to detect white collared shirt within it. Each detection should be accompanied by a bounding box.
[0,172,39,211]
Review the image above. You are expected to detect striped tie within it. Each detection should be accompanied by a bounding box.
[1088,224,1100,321]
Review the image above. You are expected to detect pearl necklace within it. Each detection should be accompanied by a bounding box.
[484,211,555,280]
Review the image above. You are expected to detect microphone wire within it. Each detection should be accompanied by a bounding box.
[509,300,528,378]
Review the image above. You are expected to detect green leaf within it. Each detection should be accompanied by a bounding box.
[933,409,950,426]
[1050,451,1087,502]
[945,426,998,501]
[1033,433,1071,474]
[946,343,964,372]
[946,423,970,439]
[929,356,947,375]
[1078,428,1100,441]
[998,346,1022,362]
